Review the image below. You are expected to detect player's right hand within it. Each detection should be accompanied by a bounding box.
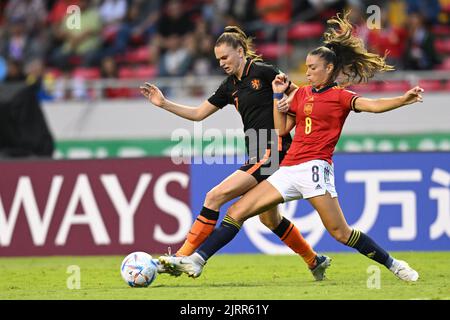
[402,86,424,105]
[272,74,289,94]
[140,82,165,107]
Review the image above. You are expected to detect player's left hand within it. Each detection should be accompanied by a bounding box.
[403,86,424,105]
[277,96,290,113]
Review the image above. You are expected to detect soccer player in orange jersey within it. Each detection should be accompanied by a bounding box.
[162,12,422,282]
[141,26,330,280]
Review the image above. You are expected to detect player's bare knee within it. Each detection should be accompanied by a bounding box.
[204,188,227,209]
[258,214,280,230]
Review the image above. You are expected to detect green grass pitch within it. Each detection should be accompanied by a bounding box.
[1,252,449,300]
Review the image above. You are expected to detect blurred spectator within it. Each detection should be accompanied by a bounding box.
[46,0,81,56]
[297,0,347,21]
[100,56,129,98]
[99,0,128,49]
[100,56,119,78]
[99,0,127,26]
[156,0,194,42]
[0,17,45,63]
[220,0,257,27]
[97,0,161,63]
[4,59,26,82]
[187,19,216,76]
[159,34,192,77]
[5,0,47,34]
[156,0,194,76]
[24,58,45,85]
[387,0,407,28]
[404,12,440,70]
[367,12,407,69]
[127,0,161,45]
[255,0,292,41]
[209,0,260,39]
[406,0,441,25]
[50,0,102,68]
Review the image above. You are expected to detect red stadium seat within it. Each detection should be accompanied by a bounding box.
[119,65,157,79]
[117,46,151,64]
[435,38,450,54]
[118,67,135,78]
[378,81,410,92]
[432,25,450,36]
[437,57,450,70]
[102,27,119,43]
[117,65,157,97]
[288,22,324,40]
[418,80,443,91]
[72,67,101,79]
[257,43,293,60]
[104,87,132,99]
[68,55,81,66]
[135,66,157,79]
[443,80,450,91]
[130,33,145,46]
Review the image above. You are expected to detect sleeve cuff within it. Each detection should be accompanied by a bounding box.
[351,96,361,113]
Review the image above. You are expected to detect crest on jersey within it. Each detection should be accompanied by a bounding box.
[251,79,261,90]
[304,102,313,115]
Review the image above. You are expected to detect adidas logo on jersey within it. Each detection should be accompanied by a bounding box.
[315,184,322,190]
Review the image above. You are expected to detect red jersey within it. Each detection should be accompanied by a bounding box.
[281,83,359,166]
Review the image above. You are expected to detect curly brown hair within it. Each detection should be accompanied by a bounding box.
[310,11,394,85]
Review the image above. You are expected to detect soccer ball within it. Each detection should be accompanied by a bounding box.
[120,251,158,287]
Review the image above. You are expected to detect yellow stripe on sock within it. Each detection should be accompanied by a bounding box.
[224,217,241,229]
[349,230,360,247]
[224,216,241,230]
[348,230,361,247]
[346,230,357,247]
[353,230,361,245]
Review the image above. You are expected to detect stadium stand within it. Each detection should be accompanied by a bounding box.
[0,0,449,99]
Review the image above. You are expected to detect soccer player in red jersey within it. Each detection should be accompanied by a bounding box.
[141,26,330,280]
[163,12,422,282]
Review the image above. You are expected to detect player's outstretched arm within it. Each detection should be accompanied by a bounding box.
[140,82,218,121]
[354,86,424,113]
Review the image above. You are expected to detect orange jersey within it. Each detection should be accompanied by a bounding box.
[281,83,359,166]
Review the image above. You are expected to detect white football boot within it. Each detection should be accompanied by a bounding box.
[389,259,419,282]
[310,254,332,281]
[152,258,182,277]
[159,253,205,278]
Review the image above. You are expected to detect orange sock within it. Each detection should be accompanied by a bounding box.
[176,207,219,256]
[274,217,317,268]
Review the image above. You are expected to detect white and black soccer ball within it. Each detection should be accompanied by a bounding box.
[120,252,158,287]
